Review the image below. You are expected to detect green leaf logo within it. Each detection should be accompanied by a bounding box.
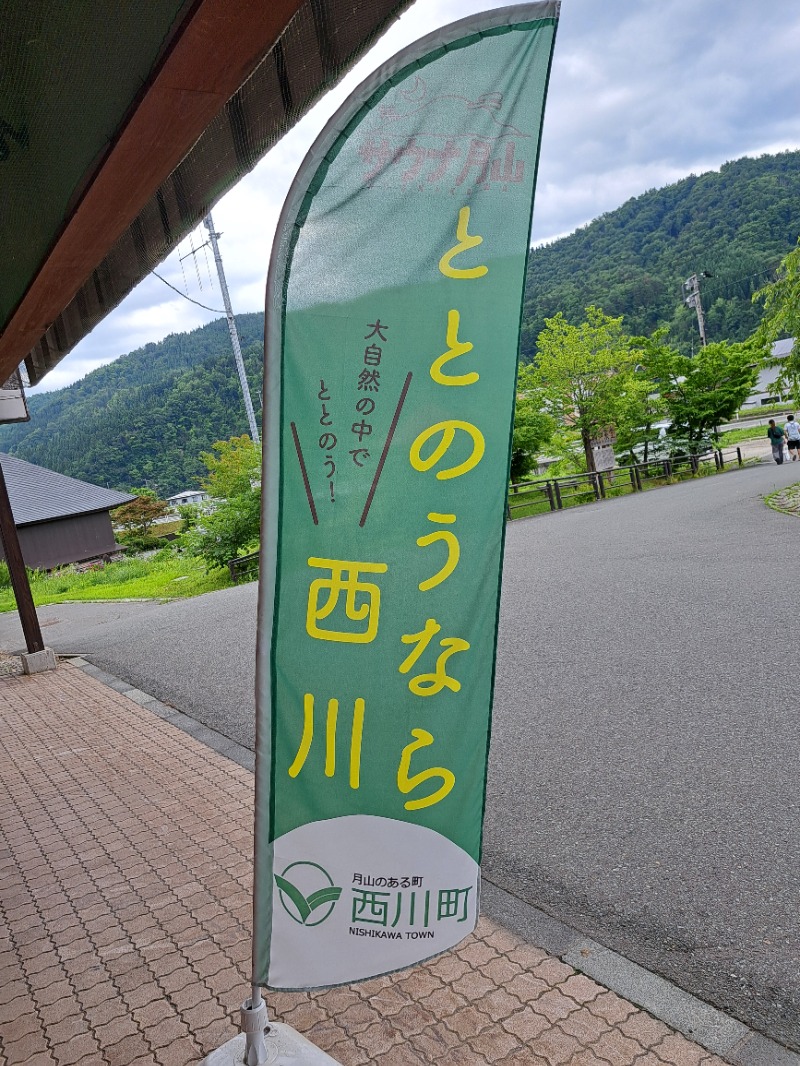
[275,862,342,926]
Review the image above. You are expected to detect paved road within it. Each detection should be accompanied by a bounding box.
[488,458,800,1052]
[3,458,800,1050]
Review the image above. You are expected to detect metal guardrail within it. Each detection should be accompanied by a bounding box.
[226,449,746,566]
[508,447,744,519]
[228,549,260,583]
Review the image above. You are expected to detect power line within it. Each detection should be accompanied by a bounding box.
[151,269,224,314]
[700,263,776,296]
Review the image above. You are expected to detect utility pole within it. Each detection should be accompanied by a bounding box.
[204,212,261,444]
[682,271,713,349]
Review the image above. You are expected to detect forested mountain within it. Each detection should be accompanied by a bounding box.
[521,150,800,360]
[2,150,799,493]
[0,314,264,497]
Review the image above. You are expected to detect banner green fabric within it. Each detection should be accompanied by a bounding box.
[255,3,559,989]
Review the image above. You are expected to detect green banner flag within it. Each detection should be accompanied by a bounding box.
[255,3,559,989]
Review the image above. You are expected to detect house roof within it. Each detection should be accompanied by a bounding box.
[168,490,208,502]
[0,454,135,527]
[0,0,412,387]
[771,337,795,357]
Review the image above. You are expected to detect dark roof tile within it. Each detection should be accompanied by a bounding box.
[0,454,135,526]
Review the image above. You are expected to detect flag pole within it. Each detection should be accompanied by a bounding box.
[240,984,269,1065]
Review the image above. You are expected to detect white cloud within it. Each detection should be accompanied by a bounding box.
[32,0,800,392]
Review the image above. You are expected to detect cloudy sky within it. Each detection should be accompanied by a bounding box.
[34,0,800,392]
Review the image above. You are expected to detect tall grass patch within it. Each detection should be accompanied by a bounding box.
[0,551,232,613]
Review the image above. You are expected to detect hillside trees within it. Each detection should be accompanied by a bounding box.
[522,150,800,361]
[0,313,265,495]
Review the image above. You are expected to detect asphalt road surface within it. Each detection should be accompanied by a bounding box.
[3,458,800,1049]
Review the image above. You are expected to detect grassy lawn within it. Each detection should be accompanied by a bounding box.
[154,519,183,537]
[718,425,770,447]
[0,551,232,613]
[735,401,795,420]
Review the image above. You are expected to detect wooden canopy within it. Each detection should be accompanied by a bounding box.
[0,0,412,386]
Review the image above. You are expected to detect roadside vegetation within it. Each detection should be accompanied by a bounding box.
[511,307,764,486]
[179,435,261,571]
[0,436,263,614]
[3,210,799,609]
[718,425,770,447]
[507,448,760,521]
[511,230,800,492]
[0,552,231,614]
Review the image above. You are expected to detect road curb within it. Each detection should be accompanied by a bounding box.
[65,655,255,772]
[481,881,799,1065]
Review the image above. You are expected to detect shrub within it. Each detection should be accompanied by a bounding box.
[120,533,164,553]
[186,490,261,571]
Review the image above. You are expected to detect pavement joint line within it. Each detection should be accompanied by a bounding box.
[481,879,800,1066]
[67,655,800,1066]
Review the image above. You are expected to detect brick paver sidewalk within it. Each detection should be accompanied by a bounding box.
[0,663,730,1065]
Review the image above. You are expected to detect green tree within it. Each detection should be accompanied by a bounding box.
[643,337,761,451]
[200,434,261,499]
[186,491,261,572]
[608,363,666,465]
[177,503,203,533]
[753,238,800,403]
[529,306,647,472]
[188,436,262,570]
[510,369,556,483]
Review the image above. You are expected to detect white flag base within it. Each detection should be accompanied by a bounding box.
[199,1022,342,1065]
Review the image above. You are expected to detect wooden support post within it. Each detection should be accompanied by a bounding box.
[0,462,44,653]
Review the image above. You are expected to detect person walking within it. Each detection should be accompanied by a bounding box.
[785,414,800,460]
[767,419,785,464]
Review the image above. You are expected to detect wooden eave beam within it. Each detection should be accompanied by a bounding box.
[0,0,305,383]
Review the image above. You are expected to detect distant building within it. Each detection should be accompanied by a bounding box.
[742,337,795,409]
[168,489,208,508]
[0,454,134,570]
